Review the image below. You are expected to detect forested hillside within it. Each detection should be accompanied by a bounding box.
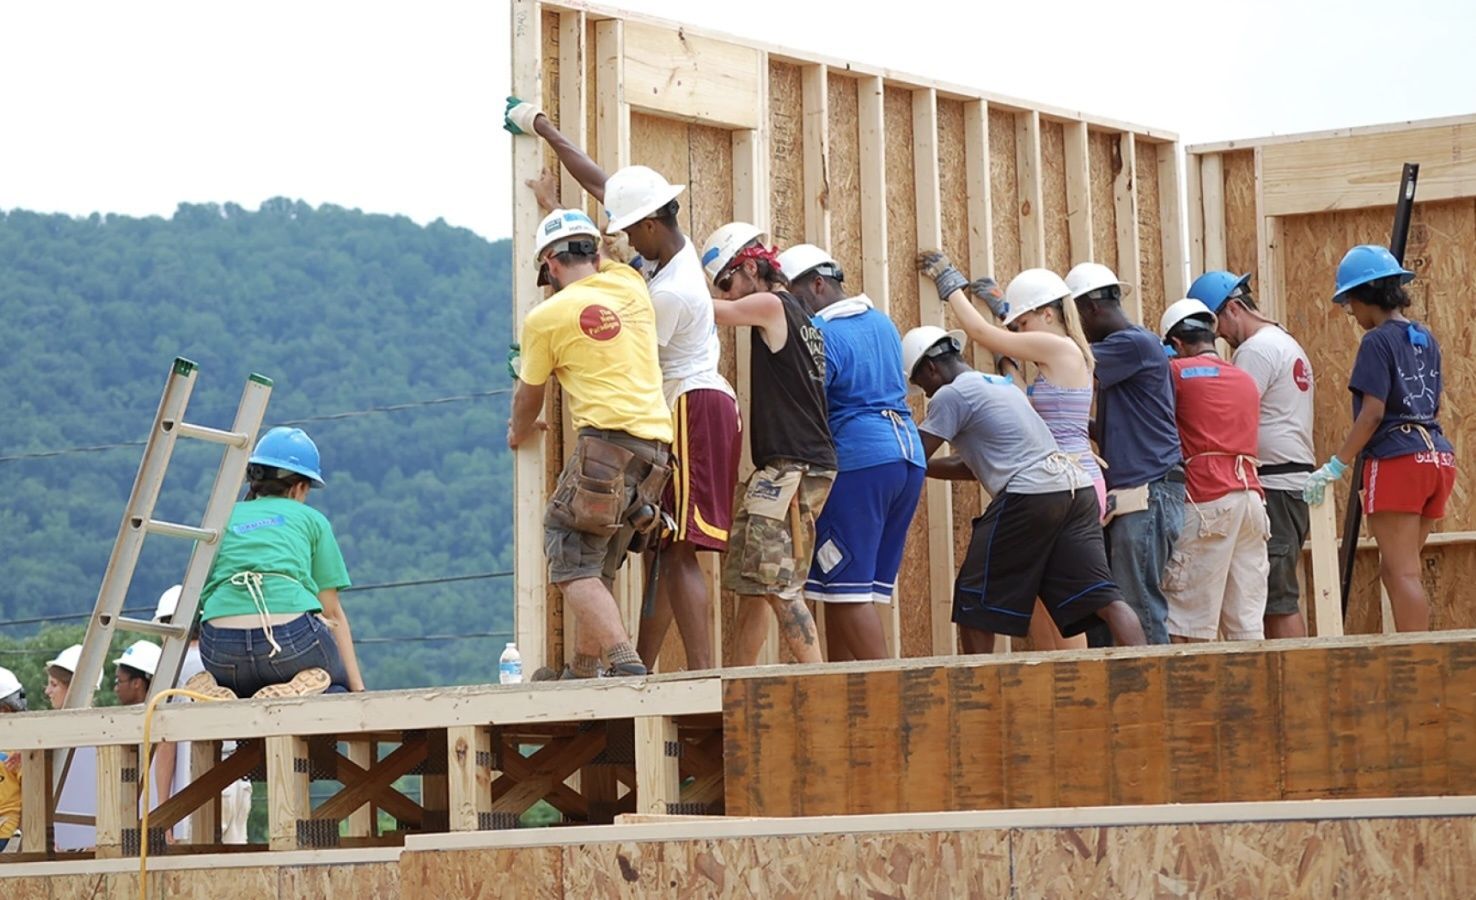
[0,201,516,700]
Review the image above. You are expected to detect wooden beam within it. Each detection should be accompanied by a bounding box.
[267,735,311,851]
[1200,152,1227,272]
[184,739,221,845]
[1306,497,1342,637]
[447,725,495,832]
[621,20,761,129]
[634,716,681,815]
[150,740,260,836]
[801,64,831,248]
[1157,142,1186,300]
[557,10,588,211]
[914,87,954,660]
[858,75,888,302]
[1063,121,1093,265]
[1185,113,1476,154]
[1253,148,1285,321]
[1113,131,1142,323]
[343,739,374,838]
[94,743,139,859]
[20,748,53,854]
[314,740,428,827]
[963,100,993,655]
[1014,111,1046,269]
[511,0,549,671]
[490,729,606,815]
[1186,151,1204,275]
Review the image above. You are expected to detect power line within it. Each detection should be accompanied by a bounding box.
[0,387,513,464]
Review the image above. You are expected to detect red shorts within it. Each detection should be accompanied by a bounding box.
[664,389,741,550]
[1363,451,1457,518]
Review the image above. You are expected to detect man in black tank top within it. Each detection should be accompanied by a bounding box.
[701,223,837,666]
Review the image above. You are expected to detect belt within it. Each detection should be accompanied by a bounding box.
[578,427,670,452]
[1258,461,1315,476]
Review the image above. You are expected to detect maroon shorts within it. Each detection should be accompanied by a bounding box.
[1363,450,1457,518]
[664,389,742,550]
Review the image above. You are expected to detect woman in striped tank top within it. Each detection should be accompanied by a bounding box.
[918,256,1102,651]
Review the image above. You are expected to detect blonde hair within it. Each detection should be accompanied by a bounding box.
[1049,297,1096,372]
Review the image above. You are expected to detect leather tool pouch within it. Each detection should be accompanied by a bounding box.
[547,435,634,537]
[622,460,672,554]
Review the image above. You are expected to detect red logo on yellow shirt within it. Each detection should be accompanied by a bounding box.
[579,305,622,341]
[1293,358,1311,392]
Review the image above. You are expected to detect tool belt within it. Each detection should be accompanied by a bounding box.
[1257,462,1315,476]
[547,432,670,540]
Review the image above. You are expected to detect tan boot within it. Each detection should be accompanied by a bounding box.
[252,667,331,700]
[184,670,239,702]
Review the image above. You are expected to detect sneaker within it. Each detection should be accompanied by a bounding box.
[184,670,239,702]
[605,662,648,677]
[252,667,331,700]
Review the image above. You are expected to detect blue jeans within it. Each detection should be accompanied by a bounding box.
[1106,477,1186,645]
[200,614,350,696]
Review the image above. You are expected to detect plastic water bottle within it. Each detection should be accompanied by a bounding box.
[499,642,523,684]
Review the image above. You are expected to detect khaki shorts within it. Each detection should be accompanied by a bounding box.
[544,430,670,585]
[1163,490,1270,640]
[722,460,835,600]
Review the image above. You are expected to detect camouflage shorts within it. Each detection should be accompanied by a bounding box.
[722,461,836,599]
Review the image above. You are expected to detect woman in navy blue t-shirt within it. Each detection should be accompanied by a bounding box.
[1303,244,1455,631]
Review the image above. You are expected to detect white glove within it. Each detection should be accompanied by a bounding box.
[1302,456,1348,506]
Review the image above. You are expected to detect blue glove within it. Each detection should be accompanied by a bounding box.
[507,343,522,380]
[1302,455,1348,506]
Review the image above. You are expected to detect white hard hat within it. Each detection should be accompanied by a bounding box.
[1160,298,1218,338]
[0,666,22,703]
[46,643,84,674]
[153,584,183,623]
[533,208,601,261]
[603,165,685,234]
[1065,262,1134,301]
[700,222,766,281]
[901,326,968,382]
[777,243,844,283]
[113,640,163,679]
[1001,268,1072,327]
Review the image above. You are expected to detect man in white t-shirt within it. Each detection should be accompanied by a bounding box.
[1189,271,1315,638]
[506,99,741,672]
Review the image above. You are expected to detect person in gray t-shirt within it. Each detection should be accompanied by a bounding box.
[903,327,1145,652]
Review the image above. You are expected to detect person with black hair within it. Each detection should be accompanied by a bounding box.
[185,426,365,699]
[1305,244,1457,631]
[1158,300,1269,642]
[507,99,741,674]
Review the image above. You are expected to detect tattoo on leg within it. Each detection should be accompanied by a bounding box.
[779,599,817,647]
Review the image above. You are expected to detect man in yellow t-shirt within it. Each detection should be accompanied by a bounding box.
[0,667,27,850]
[509,208,672,679]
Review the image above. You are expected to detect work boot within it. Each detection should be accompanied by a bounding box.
[252,667,331,700]
[529,666,561,682]
[605,662,648,678]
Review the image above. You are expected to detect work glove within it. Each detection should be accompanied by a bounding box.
[507,343,522,380]
[916,251,969,302]
[968,277,1008,320]
[504,96,543,136]
[1302,455,1348,506]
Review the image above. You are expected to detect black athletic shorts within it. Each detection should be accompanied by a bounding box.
[953,487,1121,637]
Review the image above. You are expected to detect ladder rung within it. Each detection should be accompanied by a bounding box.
[114,616,190,640]
[170,421,251,448]
[134,518,219,543]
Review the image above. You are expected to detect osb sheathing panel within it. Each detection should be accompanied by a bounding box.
[939,99,982,567]
[827,75,863,289]
[1222,149,1258,280]
[279,863,403,899]
[1135,140,1167,329]
[724,640,1476,817]
[3,878,50,900]
[1040,119,1071,274]
[400,847,564,899]
[988,108,1022,283]
[767,61,804,249]
[1280,198,1476,629]
[1088,130,1119,269]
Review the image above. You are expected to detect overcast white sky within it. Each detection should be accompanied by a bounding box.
[1,0,1470,242]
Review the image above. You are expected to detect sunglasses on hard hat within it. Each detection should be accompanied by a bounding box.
[714,266,738,293]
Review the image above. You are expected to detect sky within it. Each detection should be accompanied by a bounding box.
[1,0,1471,242]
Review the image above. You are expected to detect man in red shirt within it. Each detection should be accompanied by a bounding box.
[1158,300,1269,642]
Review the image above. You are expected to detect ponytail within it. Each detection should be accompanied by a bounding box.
[1053,298,1096,373]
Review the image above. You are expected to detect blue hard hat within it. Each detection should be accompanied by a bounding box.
[1333,244,1414,304]
[1186,270,1252,313]
[249,426,325,487]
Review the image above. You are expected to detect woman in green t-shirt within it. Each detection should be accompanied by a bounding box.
[186,427,366,700]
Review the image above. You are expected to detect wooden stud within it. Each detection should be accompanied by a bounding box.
[1158,142,1187,300]
[801,64,831,249]
[20,749,53,854]
[1186,151,1204,275]
[634,716,681,815]
[147,739,261,838]
[94,743,139,859]
[511,0,549,671]
[1063,121,1094,265]
[1113,131,1142,324]
[447,725,495,832]
[343,739,374,838]
[1200,152,1227,272]
[185,739,222,845]
[914,87,954,660]
[314,740,428,826]
[1014,110,1046,269]
[267,735,311,852]
[858,75,889,303]
[1253,148,1285,321]
[962,99,998,656]
[1306,497,1343,637]
[557,10,587,209]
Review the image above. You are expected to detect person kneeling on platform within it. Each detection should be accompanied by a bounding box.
[187,426,366,700]
[903,326,1146,651]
